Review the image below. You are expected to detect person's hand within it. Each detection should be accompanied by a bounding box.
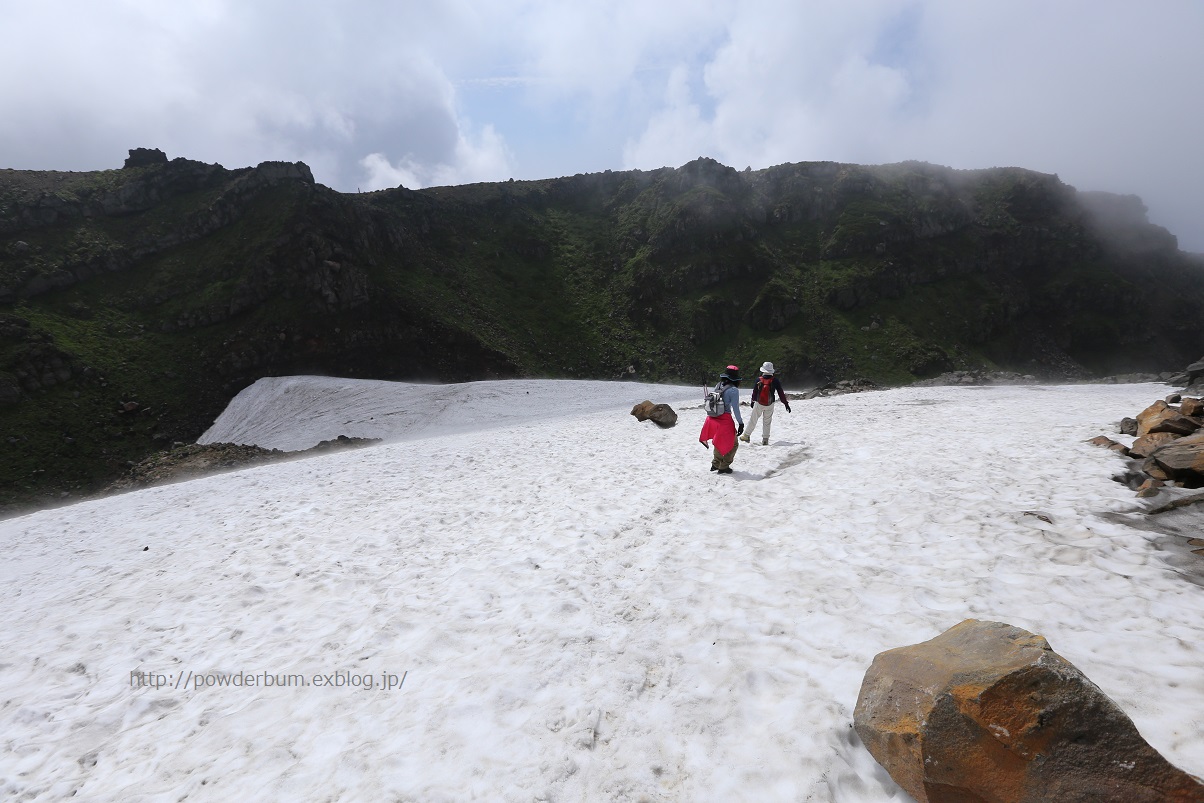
[785,404,792,413]
[737,424,744,436]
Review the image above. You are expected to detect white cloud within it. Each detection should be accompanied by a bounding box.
[623,3,922,171]
[616,1,1204,247]
[0,0,1201,248]
[359,123,513,190]
[621,66,714,170]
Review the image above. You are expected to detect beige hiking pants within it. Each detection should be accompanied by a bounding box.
[746,401,775,441]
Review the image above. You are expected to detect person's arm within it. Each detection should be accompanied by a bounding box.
[776,378,791,411]
[727,386,744,427]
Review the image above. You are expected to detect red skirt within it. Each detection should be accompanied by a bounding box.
[699,412,736,454]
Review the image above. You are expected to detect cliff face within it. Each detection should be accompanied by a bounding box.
[2,152,1203,509]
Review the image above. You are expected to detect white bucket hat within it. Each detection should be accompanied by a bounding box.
[760,361,775,375]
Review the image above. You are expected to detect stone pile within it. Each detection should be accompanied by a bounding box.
[1088,355,1204,498]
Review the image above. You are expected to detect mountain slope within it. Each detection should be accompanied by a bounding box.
[2,152,1202,509]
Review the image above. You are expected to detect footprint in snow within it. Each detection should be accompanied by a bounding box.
[760,445,811,479]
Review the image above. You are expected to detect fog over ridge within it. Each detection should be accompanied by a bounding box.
[2,1,1201,250]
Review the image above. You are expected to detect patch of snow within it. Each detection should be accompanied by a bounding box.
[3,380,1201,801]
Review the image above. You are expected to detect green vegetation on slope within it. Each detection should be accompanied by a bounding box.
[1,155,1202,512]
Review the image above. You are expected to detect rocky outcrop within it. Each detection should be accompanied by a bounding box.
[854,619,1204,803]
[123,147,168,168]
[0,157,317,305]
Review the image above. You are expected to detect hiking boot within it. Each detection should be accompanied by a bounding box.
[738,434,750,443]
[717,467,733,474]
[710,465,718,471]
[762,438,769,446]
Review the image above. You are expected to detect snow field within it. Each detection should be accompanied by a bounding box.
[1,380,1201,801]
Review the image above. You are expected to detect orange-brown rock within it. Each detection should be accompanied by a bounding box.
[1136,400,1202,437]
[1130,432,1181,459]
[630,400,655,421]
[854,619,1204,803]
[1087,435,1129,455]
[1143,457,1171,481]
[1137,478,1165,497]
[1148,431,1204,487]
[1181,397,1204,417]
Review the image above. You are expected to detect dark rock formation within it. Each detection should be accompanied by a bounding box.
[647,403,677,427]
[854,619,1204,803]
[123,148,168,168]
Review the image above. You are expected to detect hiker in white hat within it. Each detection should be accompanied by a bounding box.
[739,361,791,445]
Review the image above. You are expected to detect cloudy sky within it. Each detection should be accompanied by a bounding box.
[3,1,1202,250]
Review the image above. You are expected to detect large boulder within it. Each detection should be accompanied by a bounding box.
[854,619,1204,803]
[1136,401,1202,437]
[647,403,678,428]
[630,401,677,428]
[1129,432,1181,459]
[1147,431,1204,487]
[1181,397,1204,418]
